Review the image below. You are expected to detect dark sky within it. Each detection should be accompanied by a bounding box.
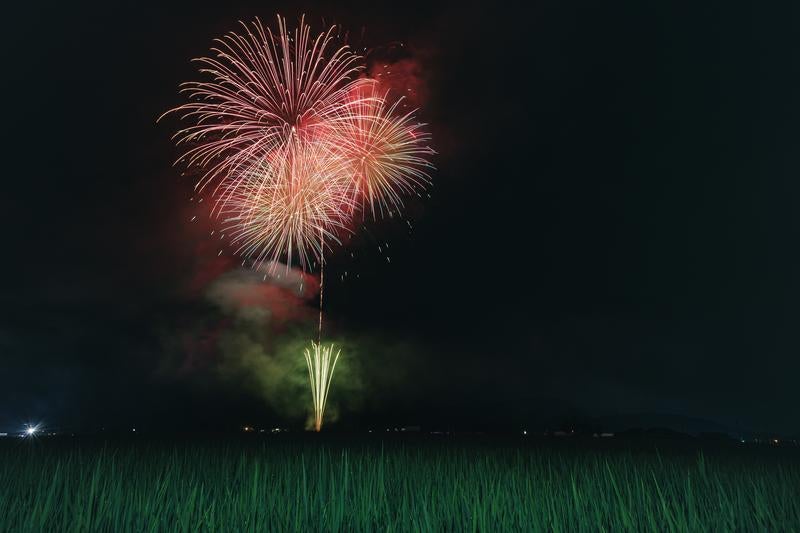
[3,0,799,434]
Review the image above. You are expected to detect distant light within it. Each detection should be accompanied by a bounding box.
[522,430,527,435]
[132,428,136,432]
[25,426,38,437]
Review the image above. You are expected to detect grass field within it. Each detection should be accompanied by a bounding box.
[1,436,798,531]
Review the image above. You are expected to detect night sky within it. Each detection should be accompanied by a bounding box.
[3,1,799,435]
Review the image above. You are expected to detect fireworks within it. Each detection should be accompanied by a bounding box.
[303,341,341,432]
[164,15,435,430]
[164,15,434,270]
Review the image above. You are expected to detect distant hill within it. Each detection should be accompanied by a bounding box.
[597,413,743,438]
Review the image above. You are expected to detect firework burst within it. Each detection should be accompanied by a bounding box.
[334,83,436,218]
[162,15,370,196]
[216,136,355,272]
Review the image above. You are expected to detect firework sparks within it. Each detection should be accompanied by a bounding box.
[216,136,355,272]
[303,341,341,432]
[334,83,436,218]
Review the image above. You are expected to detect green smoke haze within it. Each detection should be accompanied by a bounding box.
[155,267,418,428]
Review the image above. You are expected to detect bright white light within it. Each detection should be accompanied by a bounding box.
[25,426,37,436]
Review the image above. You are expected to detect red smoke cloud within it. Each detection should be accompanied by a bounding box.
[210,276,315,325]
[368,57,429,109]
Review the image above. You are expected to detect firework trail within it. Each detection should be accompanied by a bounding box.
[304,341,341,432]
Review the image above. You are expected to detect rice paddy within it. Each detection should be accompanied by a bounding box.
[1,436,798,531]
